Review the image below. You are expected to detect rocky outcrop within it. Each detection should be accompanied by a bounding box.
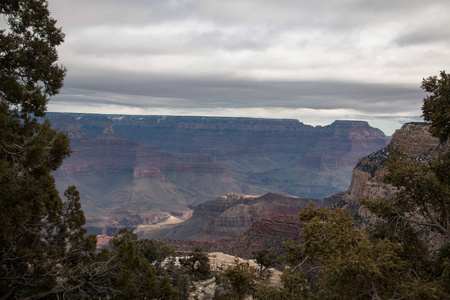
[188,277,217,300]
[344,122,449,220]
[189,253,282,299]
[389,122,445,157]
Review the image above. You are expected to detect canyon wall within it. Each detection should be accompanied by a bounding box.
[344,122,449,221]
[48,113,386,234]
[157,122,447,259]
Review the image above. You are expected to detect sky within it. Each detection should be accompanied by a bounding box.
[44,0,450,136]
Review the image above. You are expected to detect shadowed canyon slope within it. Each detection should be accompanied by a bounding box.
[159,214,306,259]
[137,192,344,241]
[48,113,387,234]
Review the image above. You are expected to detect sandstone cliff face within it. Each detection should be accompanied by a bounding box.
[344,122,449,220]
[48,113,386,235]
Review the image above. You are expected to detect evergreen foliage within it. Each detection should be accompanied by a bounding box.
[223,259,256,299]
[252,249,278,273]
[179,247,211,280]
[0,2,180,299]
[421,70,450,143]
[299,206,410,299]
[0,1,93,298]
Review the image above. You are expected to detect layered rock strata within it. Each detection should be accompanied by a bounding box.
[139,192,344,243]
[344,122,449,221]
[159,214,305,259]
[47,113,386,234]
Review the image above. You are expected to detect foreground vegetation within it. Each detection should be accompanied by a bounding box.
[1,1,448,299]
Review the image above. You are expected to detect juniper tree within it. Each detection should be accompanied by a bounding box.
[421,70,450,143]
[0,1,98,298]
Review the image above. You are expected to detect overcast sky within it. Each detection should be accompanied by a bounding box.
[45,0,450,135]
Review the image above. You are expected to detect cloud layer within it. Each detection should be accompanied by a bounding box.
[45,0,450,135]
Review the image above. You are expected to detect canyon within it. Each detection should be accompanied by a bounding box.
[151,122,447,258]
[48,113,387,234]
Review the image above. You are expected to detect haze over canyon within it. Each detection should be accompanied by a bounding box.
[48,113,388,235]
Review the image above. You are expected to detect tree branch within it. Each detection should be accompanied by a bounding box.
[293,256,310,272]
[17,283,84,300]
[398,214,448,236]
[423,209,449,236]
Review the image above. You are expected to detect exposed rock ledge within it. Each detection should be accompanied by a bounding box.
[344,122,449,222]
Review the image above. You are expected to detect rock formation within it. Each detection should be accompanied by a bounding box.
[47,113,386,234]
[141,192,343,259]
[55,127,263,235]
[159,214,306,259]
[138,192,343,241]
[344,122,449,221]
[188,276,217,300]
[140,122,447,263]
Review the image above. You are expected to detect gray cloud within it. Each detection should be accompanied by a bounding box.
[395,24,450,47]
[59,69,422,113]
[44,0,450,135]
